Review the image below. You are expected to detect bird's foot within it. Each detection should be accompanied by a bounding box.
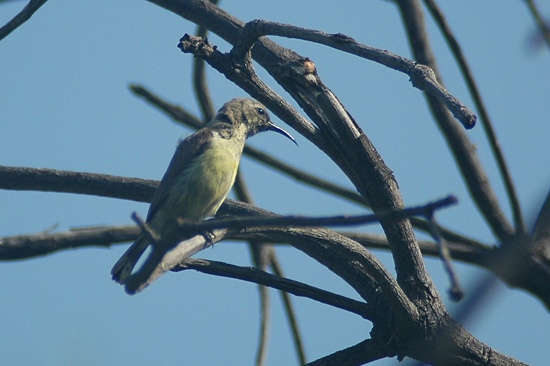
[200,230,216,248]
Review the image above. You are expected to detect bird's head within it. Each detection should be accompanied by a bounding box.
[211,98,297,145]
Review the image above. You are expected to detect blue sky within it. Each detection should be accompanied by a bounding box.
[1,1,549,365]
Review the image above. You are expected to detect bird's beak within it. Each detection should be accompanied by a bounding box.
[267,122,298,146]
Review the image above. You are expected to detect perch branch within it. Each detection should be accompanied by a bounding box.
[178,196,457,232]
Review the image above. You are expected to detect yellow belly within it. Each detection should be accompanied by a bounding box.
[156,135,243,226]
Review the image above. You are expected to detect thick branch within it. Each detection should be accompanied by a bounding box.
[0,225,138,260]
[0,165,156,202]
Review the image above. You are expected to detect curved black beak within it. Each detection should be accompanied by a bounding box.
[267,122,298,146]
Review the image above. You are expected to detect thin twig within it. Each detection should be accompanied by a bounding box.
[395,1,514,242]
[533,189,550,246]
[235,167,306,365]
[307,339,386,366]
[269,251,307,365]
[340,231,492,267]
[129,84,204,129]
[178,196,457,232]
[192,1,217,121]
[174,258,375,320]
[254,274,270,366]
[233,171,273,366]
[426,214,464,301]
[423,0,525,235]
[0,0,48,41]
[524,0,550,50]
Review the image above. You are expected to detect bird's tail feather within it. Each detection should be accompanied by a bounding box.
[111,234,150,284]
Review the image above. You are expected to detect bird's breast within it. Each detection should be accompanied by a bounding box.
[168,135,244,221]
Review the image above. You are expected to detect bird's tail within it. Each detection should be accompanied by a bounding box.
[111,234,150,284]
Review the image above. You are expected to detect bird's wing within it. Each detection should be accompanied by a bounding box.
[146,129,212,222]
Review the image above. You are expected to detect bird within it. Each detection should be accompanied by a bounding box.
[111,98,296,293]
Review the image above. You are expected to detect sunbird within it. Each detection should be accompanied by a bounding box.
[111,98,296,291]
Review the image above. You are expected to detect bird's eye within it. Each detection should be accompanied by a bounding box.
[257,108,265,115]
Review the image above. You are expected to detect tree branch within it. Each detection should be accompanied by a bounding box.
[524,0,550,51]
[268,250,307,365]
[307,339,387,366]
[0,225,139,260]
[178,195,457,231]
[174,258,375,320]
[422,0,525,235]
[0,165,157,202]
[0,0,48,41]
[232,19,475,129]
[395,0,515,242]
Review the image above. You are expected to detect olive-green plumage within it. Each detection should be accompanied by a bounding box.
[111,98,295,292]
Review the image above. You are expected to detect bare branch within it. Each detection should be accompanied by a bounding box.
[178,196,457,232]
[0,165,157,203]
[191,3,217,121]
[268,251,307,365]
[426,215,464,301]
[234,166,305,365]
[524,0,550,51]
[341,231,493,267]
[307,339,387,366]
[423,0,525,235]
[174,258,375,321]
[129,84,204,129]
[233,19,476,129]
[232,172,273,366]
[395,0,514,241]
[0,225,139,260]
[178,34,324,145]
[216,201,416,317]
[533,192,550,246]
[0,0,48,41]
[124,227,228,294]
[121,196,415,317]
